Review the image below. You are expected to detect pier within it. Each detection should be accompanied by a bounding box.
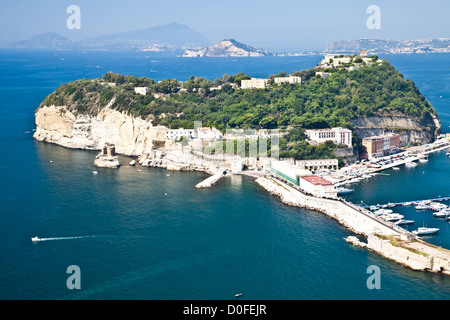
[256,175,450,276]
[364,196,450,211]
[195,170,228,189]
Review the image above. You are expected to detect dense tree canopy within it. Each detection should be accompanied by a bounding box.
[40,60,436,161]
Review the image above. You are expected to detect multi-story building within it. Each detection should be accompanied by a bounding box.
[197,127,223,141]
[274,76,302,85]
[296,159,339,171]
[305,127,353,148]
[361,133,400,158]
[241,78,269,89]
[299,176,337,198]
[165,128,196,141]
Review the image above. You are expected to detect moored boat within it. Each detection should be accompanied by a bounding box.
[395,219,414,226]
[412,227,439,236]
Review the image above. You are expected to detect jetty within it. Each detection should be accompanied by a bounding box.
[365,196,450,211]
[256,175,450,276]
[195,170,228,189]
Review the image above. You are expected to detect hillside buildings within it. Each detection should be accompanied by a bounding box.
[305,127,353,148]
[274,76,302,85]
[269,160,337,198]
[134,87,150,95]
[361,133,401,159]
[241,78,269,89]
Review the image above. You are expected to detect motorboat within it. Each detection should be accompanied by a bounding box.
[31,236,41,242]
[415,205,428,211]
[419,156,429,163]
[392,167,400,170]
[336,187,354,195]
[387,203,396,208]
[429,202,448,210]
[235,293,243,297]
[403,202,412,206]
[395,219,414,226]
[374,209,393,216]
[93,171,98,175]
[380,213,404,222]
[412,227,439,236]
[433,211,449,218]
[405,161,418,167]
[129,160,136,166]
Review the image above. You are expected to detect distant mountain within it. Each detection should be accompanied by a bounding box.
[6,23,210,51]
[84,22,211,50]
[183,39,274,57]
[325,38,450,54]
[9,32,74,49]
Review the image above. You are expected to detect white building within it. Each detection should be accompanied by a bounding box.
[166,128,196,141]
[241,78,269,89]
[197,127,223,141]
[274,76,302,85]
[305,127,352,148]
[299,176,337,198]
[134,87,150,95]
[296,159,339,171]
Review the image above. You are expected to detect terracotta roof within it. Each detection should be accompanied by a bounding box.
[300,176,332,186]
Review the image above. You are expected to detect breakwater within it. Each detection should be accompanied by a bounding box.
[195,171,227,189]
[255,176,450,275]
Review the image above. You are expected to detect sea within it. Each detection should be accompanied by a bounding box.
[0,50,450,300]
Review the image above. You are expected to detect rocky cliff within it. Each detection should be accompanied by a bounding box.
[351,113,441,146]
[183,39,272,57]
[33,102,169,156]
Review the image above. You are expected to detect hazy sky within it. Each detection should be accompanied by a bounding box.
[1,0,450,50]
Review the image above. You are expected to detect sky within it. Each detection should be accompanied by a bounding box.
[1,0,450,51]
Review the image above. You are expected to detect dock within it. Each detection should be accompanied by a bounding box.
[365,196,450,211]
[195,170,227,189]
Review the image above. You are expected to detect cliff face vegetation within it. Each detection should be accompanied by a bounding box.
[35,59,441,160]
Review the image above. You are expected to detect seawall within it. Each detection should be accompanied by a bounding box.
[255,176,450,275]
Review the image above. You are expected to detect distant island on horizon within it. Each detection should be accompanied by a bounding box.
[3,22,450,56]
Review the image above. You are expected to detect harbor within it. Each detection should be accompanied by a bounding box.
[255,175,450,275]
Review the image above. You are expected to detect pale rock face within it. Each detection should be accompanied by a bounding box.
[33,105,169,156]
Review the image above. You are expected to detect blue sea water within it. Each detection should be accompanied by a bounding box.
[0,50,450,300]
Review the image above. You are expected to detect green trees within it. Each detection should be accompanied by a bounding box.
[40,62,435,161]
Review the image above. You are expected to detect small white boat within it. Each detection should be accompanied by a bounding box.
[374,209,393,215]
[419,157,429,163]
[412,227,439,236]
[433,211,449,218]
[405,161,418,167]
[374,209,392,216]
[403,202,412,206]
[380,213,404,222]
[235,293,243,297]
[31,236,41,242]
[415,205,428,211]
[395,219,414,226]
[166,174,171,177]
[387,202,396,208]
[129,160,136,166]
[93,171,98,174]
[392,167,400,170]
